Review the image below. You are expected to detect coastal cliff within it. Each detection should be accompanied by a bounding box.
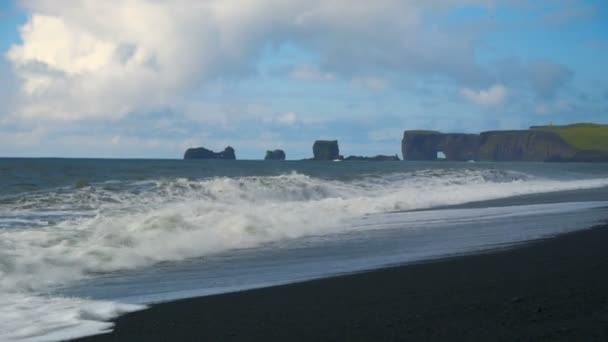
[478,130,575,161]
[184,146,236,160]
[402,124,608,162]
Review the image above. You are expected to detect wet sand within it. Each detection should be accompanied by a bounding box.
[76,224,608,341]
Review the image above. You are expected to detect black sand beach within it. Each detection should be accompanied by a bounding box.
[76,224,608,342]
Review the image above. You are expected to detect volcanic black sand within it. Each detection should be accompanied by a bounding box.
[76,224,608,342]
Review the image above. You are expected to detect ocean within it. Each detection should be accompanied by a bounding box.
[1,158,608,341]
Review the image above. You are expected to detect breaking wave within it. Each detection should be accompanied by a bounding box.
[1,169,608,340]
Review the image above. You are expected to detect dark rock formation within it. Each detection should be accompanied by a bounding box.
[184,146,236,160]
[313,140,341,160]
[402,129,586,162]
[478,131,575,162]
[402,131,479,161]
[401,131,479,161]
[265,149,286,160]
[344,155,400,161]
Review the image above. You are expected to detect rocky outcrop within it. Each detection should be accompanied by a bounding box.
[265,149,286,160]
[344,155,400,161]
[402,129,583,162]
[184,146,236,160]
[313,140,342,160]
[401,131,479,161]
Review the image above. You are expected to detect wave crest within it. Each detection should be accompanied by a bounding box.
[1,169,606,289]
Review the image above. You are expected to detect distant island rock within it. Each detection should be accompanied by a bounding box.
[402,123,608,162]
[313,140,342,160]
[265,149,286,160]
[344,155,400,161]
[184,146,236,160]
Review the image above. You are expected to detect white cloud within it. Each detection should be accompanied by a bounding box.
[10,15,115,76]
[461,84,508,107]
[276,112,298,126]
[7,0,502,122]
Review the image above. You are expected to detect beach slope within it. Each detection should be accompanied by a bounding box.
[77,225,608,341]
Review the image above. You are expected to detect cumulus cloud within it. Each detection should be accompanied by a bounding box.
[7,0,502,122]
[461,84,508,107]
[8,1,266,120]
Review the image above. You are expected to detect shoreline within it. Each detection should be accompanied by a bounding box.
[75,224,608,341]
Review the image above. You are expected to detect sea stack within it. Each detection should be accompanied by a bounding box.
[265,149,286,160]
[313,140,341,160]
[184,146,236,160]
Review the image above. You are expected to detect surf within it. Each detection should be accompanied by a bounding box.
[1,168,608,340]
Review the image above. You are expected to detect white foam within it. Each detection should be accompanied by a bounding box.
[1,169,607,340]
[0,293,143,342]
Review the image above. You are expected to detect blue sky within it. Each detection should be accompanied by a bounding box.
[0,0,606,159]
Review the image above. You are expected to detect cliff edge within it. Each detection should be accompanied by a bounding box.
[402,124,608,162]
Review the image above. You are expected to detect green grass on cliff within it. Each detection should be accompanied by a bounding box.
[531,123,608,151]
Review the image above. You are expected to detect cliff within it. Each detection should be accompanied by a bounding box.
[184,146,236,160]
[402,124,608,162]
[265,150,286,160]
[313,140,341,160]
[478,130,575,161]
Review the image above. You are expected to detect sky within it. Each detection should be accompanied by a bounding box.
[0,0,606,159]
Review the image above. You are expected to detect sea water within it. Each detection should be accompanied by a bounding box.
[1,158,607,341]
